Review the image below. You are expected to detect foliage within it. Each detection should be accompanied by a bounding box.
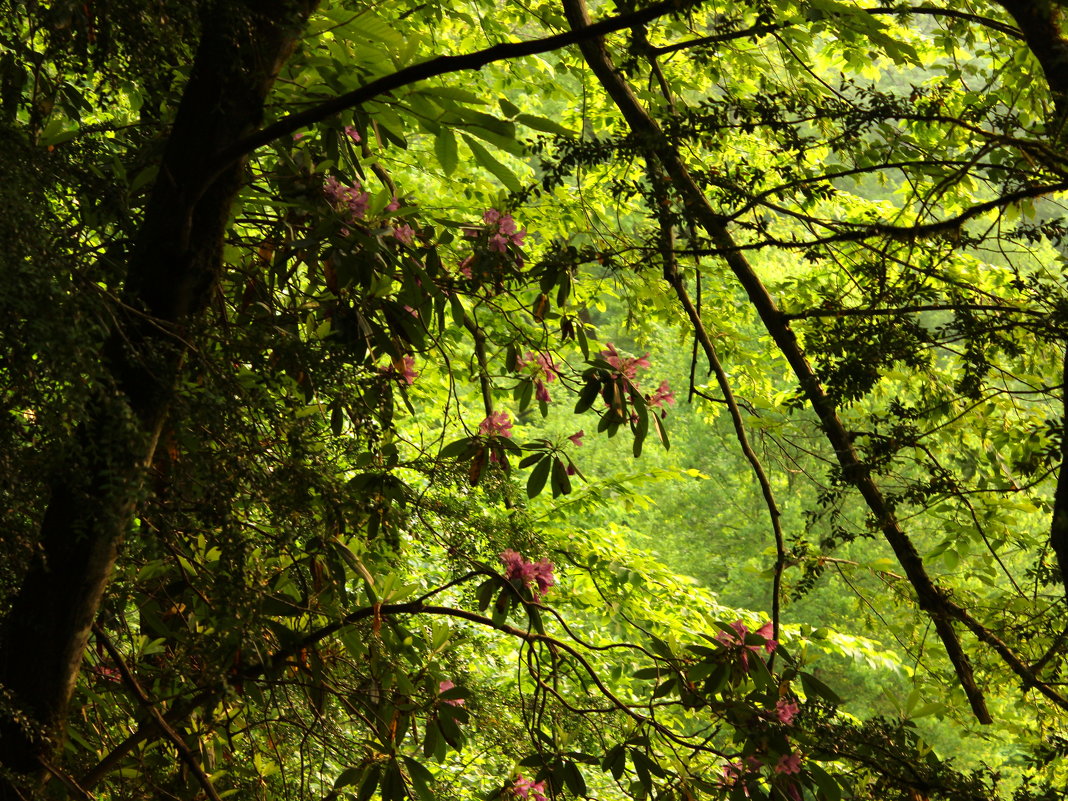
[3,0,1068,799]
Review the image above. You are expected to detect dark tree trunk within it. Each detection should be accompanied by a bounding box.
[0,2,317,795]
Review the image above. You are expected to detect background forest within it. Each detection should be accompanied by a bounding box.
[2,0,1068,799]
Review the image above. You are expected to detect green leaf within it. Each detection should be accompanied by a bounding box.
[434,128,458,176]
[333,766,363,789]
[461,134,521,192]
[499,97,521,117]
[515,113,575,136]
[527,457,551,498]
[807,762,842,801]
[575,376,602,414]
[561,761,587,797]
[800,671,843,704]
[402,757,436,801]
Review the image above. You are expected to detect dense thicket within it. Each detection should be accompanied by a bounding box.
[2,1,1068,799]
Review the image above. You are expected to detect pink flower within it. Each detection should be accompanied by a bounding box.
[567,430,584,447]
[721,761,744,782]
[392,224,415,244]
[532,558,555,596]
[382,355,418,385]
[535,380,551,403]
[323,175,345,203]
[458,257,474,278]
[775,754,802,775]
[401,356,418,385]
[715,619,777,670]
[648,379,676,409]
[775,699,799,725]
[292,131,305,141]
[754,621,778,653]
[92,665,122,684]
[715,619,749,646]
[438,680,465,707]
[479,411,513,438]
[599,343,651,381]
[512,775,548,801]
[323,175,370,220]
[499,550,555,599]
[476,209,526,253]
[386,196,400,212]
[517,352,559,384]
[717,761,752,797]
[344,125,361,143]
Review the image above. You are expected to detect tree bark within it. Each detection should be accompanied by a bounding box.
[0,2,317,795]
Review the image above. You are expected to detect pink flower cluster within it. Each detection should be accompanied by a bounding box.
[324,175,370,221]
[499,549,555,599]
[648,379,676,409]
[715,619,777,670]
[774,698,799,725]
[479,411,513,438]
[383,355,418,386]
[392,223,415,245]
[483,209,526,252]
[600,343,651,380]
[438,680,465,707]
[599,344,675,411]
[516,351,560,403]
[718,756,761,796]
[511,775,547,801]
[775,753,801,775]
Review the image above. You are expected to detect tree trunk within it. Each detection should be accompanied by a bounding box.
[0,2,317,795]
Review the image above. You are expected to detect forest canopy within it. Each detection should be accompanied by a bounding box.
[2,0,1068,799]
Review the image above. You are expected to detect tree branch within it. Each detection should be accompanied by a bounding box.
[213,0,700,170]
[559,0,996,723]
[91,625,223,801]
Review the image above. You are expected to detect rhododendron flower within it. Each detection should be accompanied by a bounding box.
[479,411,513,438]
[92,665,122,684]
[775,698,799,725]
[568,430,584,447]
[717,760,754,797]
[438,680,465,706]
[600,343,651,381]
[458,257,474,278]
[499,550,555,599]
[344,125,361,142]
[386,196,400,212]
[399,355,418,385]
[292,131,305,141]
[715,619,777,669]
[392,224,415,244]
[775,754,802,775]
[517,352,559,384]
[382,355,418,386]
[648,379,676,409]
[512,775,548,801]
[323,175,370,220]
[754,621,777,652]
[480,209,526,251]
[535,380,551,403]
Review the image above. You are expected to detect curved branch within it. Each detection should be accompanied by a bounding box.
[213,0,699,170]
[559,0,996,723]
